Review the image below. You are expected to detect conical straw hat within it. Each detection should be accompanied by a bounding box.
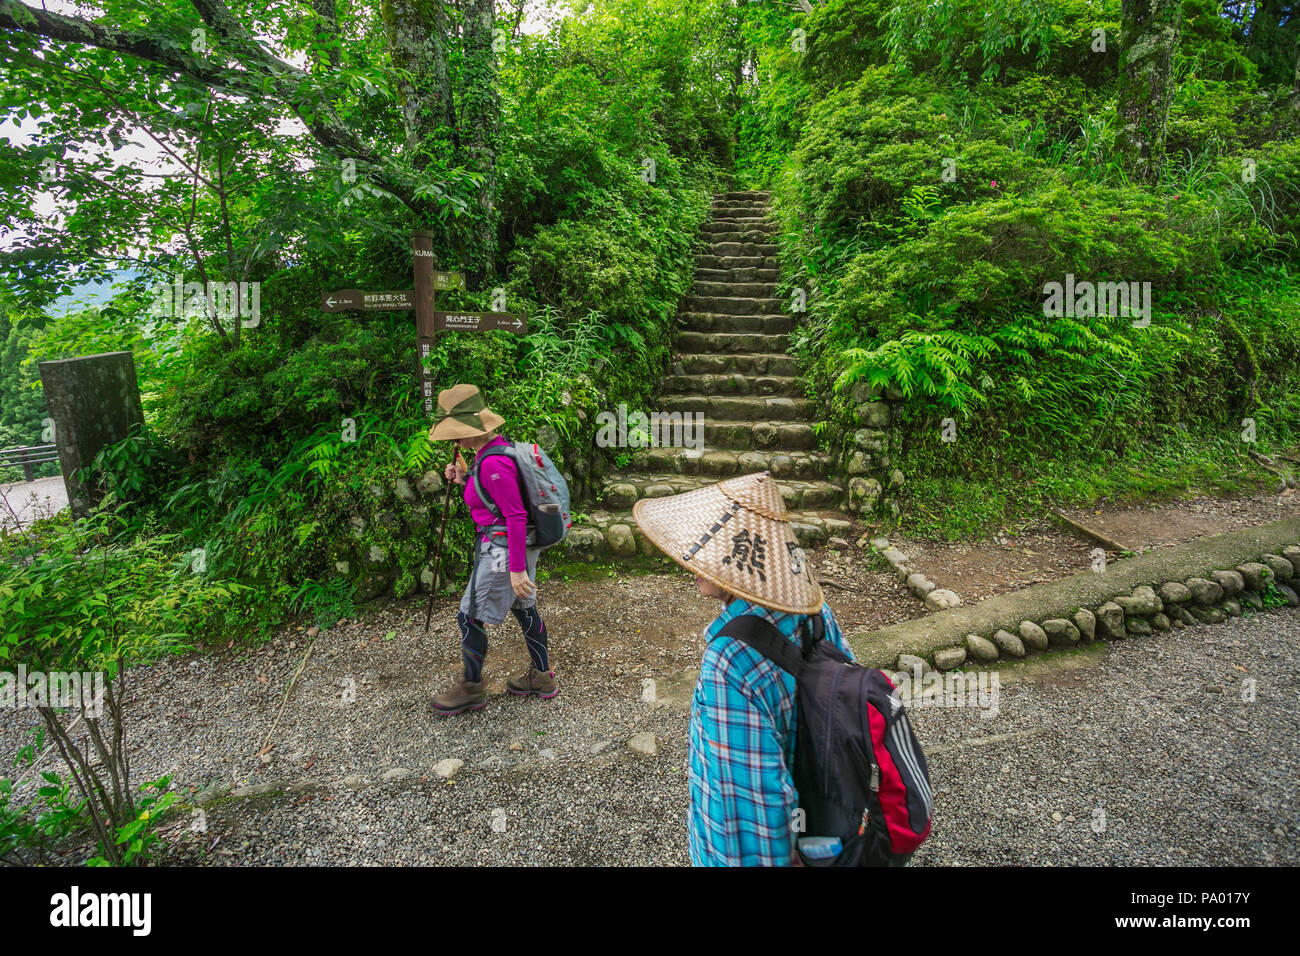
[632,472,823,614]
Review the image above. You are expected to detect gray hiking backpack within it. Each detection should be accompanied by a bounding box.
[470,439,572,549]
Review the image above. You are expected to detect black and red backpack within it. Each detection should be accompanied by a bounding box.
[718,613,933,866]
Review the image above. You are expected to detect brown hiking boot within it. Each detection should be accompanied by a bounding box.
[430,679,487,716]
[507,665,558,699]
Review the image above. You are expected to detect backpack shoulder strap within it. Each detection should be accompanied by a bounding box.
[804,609,825,647]
[717,614,809,679]
[470,445,512,520]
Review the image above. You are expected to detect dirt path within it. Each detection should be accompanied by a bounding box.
[0,475,66,533]
[896,490,1300,604]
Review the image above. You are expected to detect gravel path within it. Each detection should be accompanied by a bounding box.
[2,579,1296,866]
[910,609,1298,866]
[0,475,66,532]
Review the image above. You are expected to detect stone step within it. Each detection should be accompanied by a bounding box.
[702,419,817,450]
[711,205,768,216]
[693,280,777,297]
[661,393,811,421]
[675,331,789,354]
[570,508,851,558]
[702,220,779,234]
[704,230,781,244]
[630,446,830,480]
[599,473,843,512]
[707,242,781,257]
[711,197,768,208]
[716,190,771,201]
[694,268,780,283]
[695,255,779,270]
[707,217,764,228]
[677,352,799,377]
[660,372,804,397]
[685,296,785,316]
[679,312,792,334]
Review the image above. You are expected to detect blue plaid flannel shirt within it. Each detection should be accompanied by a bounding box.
[687,596,854,866]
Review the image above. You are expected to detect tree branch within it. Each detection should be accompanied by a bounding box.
[0,0,424,210]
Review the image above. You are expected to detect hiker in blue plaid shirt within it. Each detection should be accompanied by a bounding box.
[689,591,854,865]
[633,472,854,866]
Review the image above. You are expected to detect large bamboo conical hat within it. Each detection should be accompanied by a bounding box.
[632,472,823,614]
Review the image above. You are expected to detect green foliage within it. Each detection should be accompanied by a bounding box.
[883,0,1103,84]
[0,728,86,865]
[289,576,356,631]
[0,0,727,652]
[0,497,251,663]
[769,41,1298,451]
[898,430,1262,540]
[1260,582,1287,609]
[87,776,177,867]
[4,0,1298,647]
[0,292,52,480]
[727,0,1300,534]
[2,769,186,868]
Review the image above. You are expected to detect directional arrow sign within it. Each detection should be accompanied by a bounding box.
[321,289,414,311]
[433,271,465,291]
[434,311,528,334]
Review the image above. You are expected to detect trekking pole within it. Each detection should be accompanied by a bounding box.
[423,448,464,633]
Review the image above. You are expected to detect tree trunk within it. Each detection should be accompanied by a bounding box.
[1293,30,1300,125]
[461,0,500,280]
[1115,0,1183,185]
[312,0,341,71]
[383,0,457,172]
[727,1,745,133]
[1244,0,1283,56]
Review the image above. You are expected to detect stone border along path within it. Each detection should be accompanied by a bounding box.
[868,535,963,612]
[567,190,853,559]
[853,517,1300,672]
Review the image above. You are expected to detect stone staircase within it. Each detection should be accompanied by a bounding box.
[568,190,852,560]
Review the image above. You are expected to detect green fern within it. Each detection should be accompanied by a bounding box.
[403,432,437,472]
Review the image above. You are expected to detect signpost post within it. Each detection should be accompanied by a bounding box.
[413,230,436,417]
[320,230,526,417]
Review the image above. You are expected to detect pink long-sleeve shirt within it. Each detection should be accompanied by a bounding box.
[464,436,528,573]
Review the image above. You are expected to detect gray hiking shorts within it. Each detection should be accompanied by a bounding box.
[460,536,541,625]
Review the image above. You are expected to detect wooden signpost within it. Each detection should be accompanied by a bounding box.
[434,311,526,333]
[320,229,526,417]
[321,289,413,311]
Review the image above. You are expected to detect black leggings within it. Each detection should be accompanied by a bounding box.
[458,607,549,682]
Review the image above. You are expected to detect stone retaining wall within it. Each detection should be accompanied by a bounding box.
[329,471,451,601]
[563,508,855,559]
[835,380,907,517]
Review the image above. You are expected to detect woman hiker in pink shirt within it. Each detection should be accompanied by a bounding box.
[428,384,557,716]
